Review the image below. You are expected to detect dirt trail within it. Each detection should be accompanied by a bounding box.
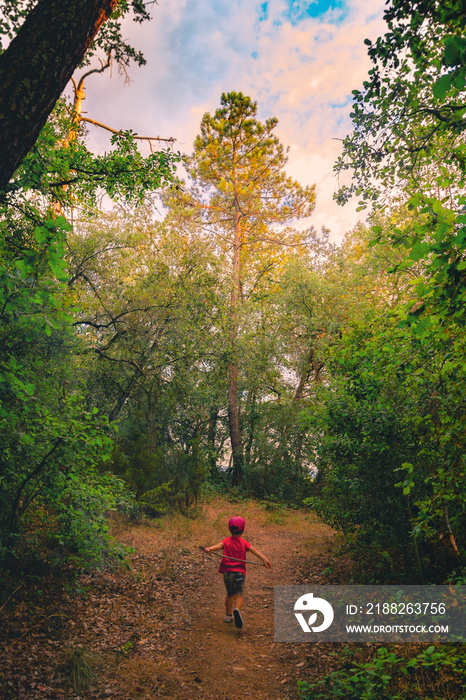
[174,527,310,699]
[118,499,338,700]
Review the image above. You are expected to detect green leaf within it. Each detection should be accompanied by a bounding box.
[432,74,452,101]
[443,36,466,66]
[409,242,430,261]
[431,200,443,214]
[413,316,431,335]
[34,226,50,244]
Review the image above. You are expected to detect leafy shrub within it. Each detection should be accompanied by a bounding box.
[43,469,133,568]
[311,315,465,582]
[298,645,466,700]
[108,434,207,513]
[0,363,131,570]
[139,481,173,515]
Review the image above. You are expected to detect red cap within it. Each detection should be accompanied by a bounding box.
[228,516,246,533]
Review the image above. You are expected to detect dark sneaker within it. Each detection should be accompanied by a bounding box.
[233,608,243,629]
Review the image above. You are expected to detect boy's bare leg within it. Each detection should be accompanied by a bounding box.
[225,594,235,615]
[232,593,244,629]
[226,593,244,615]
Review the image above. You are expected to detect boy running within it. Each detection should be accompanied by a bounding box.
[205,516,272,629]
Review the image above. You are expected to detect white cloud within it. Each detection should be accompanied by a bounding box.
[81,0,387,242]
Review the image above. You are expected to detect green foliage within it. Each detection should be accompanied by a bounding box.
[325,0,466,583]
[0,200,137,569]
[311,306,465,581]
[108,432,207,513]
[0,325,131,568]
[299,647,397,700]
[8,100,181,208]
[0,69,178,574]
[261,498,288,525]
[335,0,466,207]
[298,645,466,700]
[67,211,227,509]
[0,0,184,577]
[0,0,184,572]
[191,91,315,222]
[242,399,315,503]
[44,469,133,567]
[367,191,466,335]
[309,336,414,576]
[71,95,324,503]
[336,0,466,328]
[174,91,318,485]
[140,481,174,515]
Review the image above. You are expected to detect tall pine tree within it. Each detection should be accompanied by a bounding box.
[180,92,315,484]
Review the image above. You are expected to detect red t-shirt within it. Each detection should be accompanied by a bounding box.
[218,536,251,574]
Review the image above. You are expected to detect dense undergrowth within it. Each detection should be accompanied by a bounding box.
[298,644,466,700]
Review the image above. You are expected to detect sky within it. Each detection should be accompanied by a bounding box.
[81,0,387,243]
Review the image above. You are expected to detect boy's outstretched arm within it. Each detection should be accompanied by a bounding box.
[204,542,223,553]
[249,545,272,568]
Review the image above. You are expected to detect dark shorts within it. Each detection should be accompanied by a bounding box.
[223,572,246,596]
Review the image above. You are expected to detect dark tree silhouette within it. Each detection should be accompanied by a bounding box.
[0,0,118,192]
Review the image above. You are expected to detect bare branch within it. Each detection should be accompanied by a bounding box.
[75,54,112,94]
[94,350,145,375]
[80,116,176,144]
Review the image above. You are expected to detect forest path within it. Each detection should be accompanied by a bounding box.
[115,498,338,700]
[0,497,339,700]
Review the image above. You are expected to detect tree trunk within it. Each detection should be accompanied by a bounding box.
[0,0,118,192]
[228,201,244,485]
[244,390,257,470]
[108,369,142,423]
[208,407,223,478]
[291,346,323,471]
[228,363,243,484]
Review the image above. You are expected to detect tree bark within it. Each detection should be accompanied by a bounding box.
[290,346,323,472]
[0,0,118,192]
[207,407,219,477]
[294,346,325,402]
[244,390,257,470]
[228,200,244,485]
